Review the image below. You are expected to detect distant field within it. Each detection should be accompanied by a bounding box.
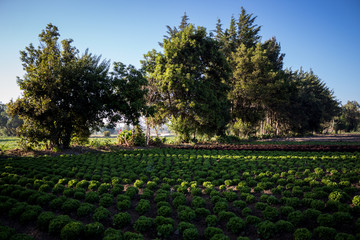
[1,134,359,152]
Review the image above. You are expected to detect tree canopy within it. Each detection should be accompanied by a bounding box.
[8,24,148,149]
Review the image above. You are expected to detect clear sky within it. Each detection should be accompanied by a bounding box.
[0,0,359,105]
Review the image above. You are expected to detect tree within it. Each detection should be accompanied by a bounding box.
[283,69,340,134]
[146,24,231,142]
[7,24,112,149]
[109,62,150,127]
[335,101,360,132]
[0,103,23,136]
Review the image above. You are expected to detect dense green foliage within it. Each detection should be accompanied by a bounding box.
[143,22,231,142]
[0,103,23,136]
[0,148,359,239]
[7,24,148,149]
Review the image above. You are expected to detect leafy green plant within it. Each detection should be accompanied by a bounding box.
[92,207,110,222]
[204,227,224,240]
[257,220,277,239]
[136,199,150,215]
[134,216,153,233]
[183,228,199,240]
[313,226,337,240]
[48,215,72,235]
[226,217,245,234]
[157,224,174,238]
[77,203,95,217]
[60,221,84,240]
[113,212,131,229]
[84,222,104,238]
[294,228,312,240]
[37,211,55,231]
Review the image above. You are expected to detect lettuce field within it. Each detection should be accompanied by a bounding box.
[1,148,360,240]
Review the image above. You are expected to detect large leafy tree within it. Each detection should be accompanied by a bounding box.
[335,101,360,132]
[145,24,231,142]
[7,24,112,149]
[109,62,150,126]
[0,103,23,136]
[283,69,340,134]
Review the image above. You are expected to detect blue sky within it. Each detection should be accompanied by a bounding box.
[0,0,359,105]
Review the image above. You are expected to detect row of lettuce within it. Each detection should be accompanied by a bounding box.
[0,149,360,240]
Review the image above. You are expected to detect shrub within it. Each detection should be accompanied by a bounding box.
[113,212,131,229]
[104,131,111,137]
[222,191,238,202]
[84,191,99,203]
[352,195,360,206]
[0,225,15,240]
[226,217,245,234]
[241,207,252,216]
[84,222,104,238]
[60,221,84,240]
[154,216,174,227]
[317,214,335,227]
[49,196,66,210]
[210,234,229,240]
[103,228,123,240]
[333,211,352,225]
[275,220,294,233]
[134,179,144,188]
[77,203,95,217]
[267,195,279,205]
[335,233,355,240]
[183,228,199,240]
[157,224,173,238]
[287,210,304,226]
[192,196,206,208]
[257,220,277,239]
[92,207,110,222]
[99,194,114,208]
[245,215,261,225]
[204,227,223,239]
[178,208,196,222]
[73,191,85,200]
[49,215,72,235]
[218,211,236,222]
[117,199,131,211]
[255,202,268,211]
[313,226,337,240]
[304,208,321,220]
[173,195,186,209]
[195,207,210,217]
[123,231,143,240]
[233,200,246,209]
[263,206,279,221]
[134,216,153,232]
[311,199,325,210]
[8,202,27,219]
[279,206,295,217]
[98,183,111,195]
[125,186,138,199]
[157,206,172,217]
[61,199,80,213]
[53,183,65,194]
[135,199,150,215]
[37,211,55,231]
[237,237,250,240]
[9,234,34,240]
[329,191,347,203]
[213,201,228,214]
[20,207,41,224]
[294,228,312,240]
[178,222,196,233]
[206,215,218,227]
